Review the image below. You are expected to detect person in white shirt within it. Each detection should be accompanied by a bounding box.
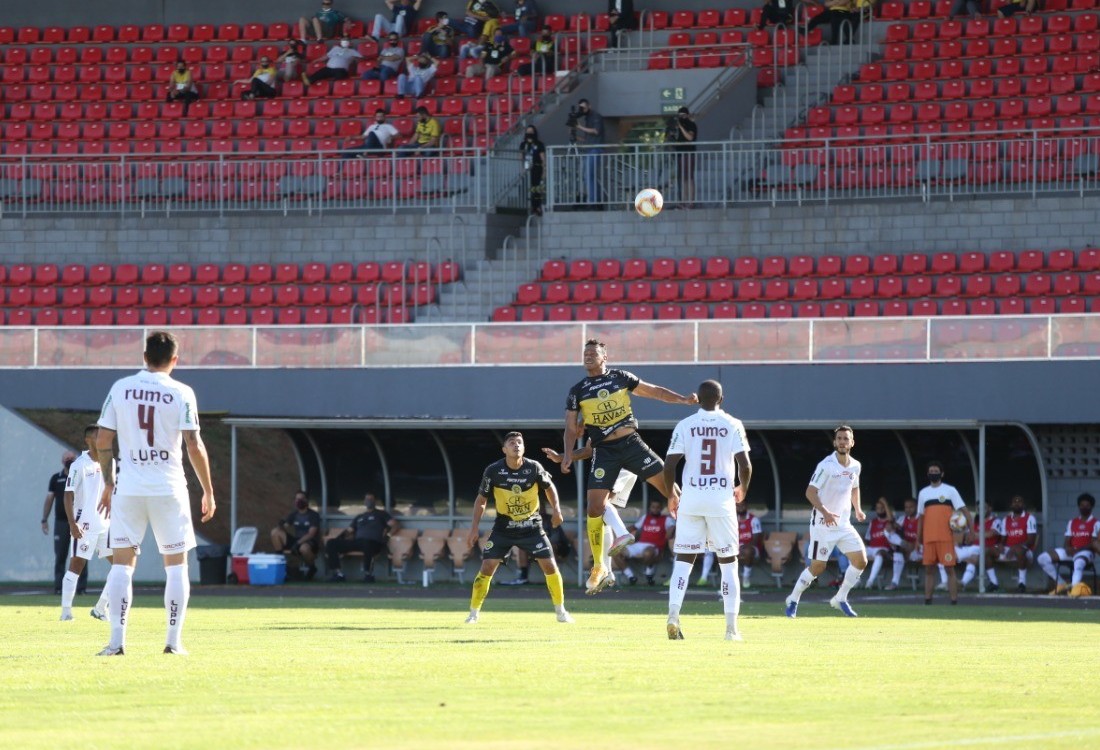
[342,109,400,157]
[663,380,752,641]
[303,36,364,86]
[784,425,867,618]
[95,331,215,656]
[59,424,113,622]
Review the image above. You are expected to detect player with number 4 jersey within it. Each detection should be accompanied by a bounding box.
[95,331,215,657]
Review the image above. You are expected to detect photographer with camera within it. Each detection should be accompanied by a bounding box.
[568,98,605,208]
[521,125,546,216]
[665,105,697,208]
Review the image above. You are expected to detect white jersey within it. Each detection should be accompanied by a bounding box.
[667,408,750,516]
[66,451,109,534]
[808,452,861,527]
[98,369,200,497]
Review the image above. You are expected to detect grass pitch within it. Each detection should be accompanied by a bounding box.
[3,590,1098,750]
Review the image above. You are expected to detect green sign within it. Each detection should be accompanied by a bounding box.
[659,87,686,114]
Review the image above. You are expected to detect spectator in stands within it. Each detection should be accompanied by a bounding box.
[614,499,674,585]
[1037,492,1098,596]
[271,491,321,580]
[325,492,400,582]
[608,0,637,49]
[342,109,401,157]
[572,98,605,206]
[501,0,540,37]
[665,105,697,208]
[235,56,278,100]
[302,35,364,86]
[276,40,307,83]
[398,106,443,154]
[997,0,1036,17]
[299,0,353,43]
[998,494,1037,592]
[362,33,405,82]
[422,12,457,58]
[949,0,981,19]
[806,0,859,45]
[165,61,199,115]
[459,34,490,63]
[521,125,546,215]
[527,26,555,76]
[457,0,503,39]
[372,0,422,39]
[757,0,795,30]
[396,56,439,98]
[467,30,515,79]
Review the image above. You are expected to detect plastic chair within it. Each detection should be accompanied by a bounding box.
[764,531,798,586]
[388,529,420,584]
[417,530,451,585]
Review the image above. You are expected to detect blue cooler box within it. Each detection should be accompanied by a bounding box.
[247,554,287,586]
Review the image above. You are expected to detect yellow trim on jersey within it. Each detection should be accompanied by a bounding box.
[492,483,540,521]
[579,387,634,430]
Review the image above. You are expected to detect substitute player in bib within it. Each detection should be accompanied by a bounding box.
[96,331,215,656]
[785,426,867,618]
[998,495,1037,592]
[562,339,697,595]
[662,380,751,641]
[60,424,113,622]
[863,497,904,591]
[465,432,572,624]
[1037,492,1098,597]
[957,509,1002,591]
[917,461,972,605]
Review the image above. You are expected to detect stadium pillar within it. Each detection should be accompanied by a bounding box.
[893,430,918,500]
[978,424,986,594]
[230,424,238,539]
[756,432,782,532]
[575,457,584,588]
[304,431,329,528]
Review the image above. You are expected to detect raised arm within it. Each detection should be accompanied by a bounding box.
[632,380,698,405]
[183,430,216,523]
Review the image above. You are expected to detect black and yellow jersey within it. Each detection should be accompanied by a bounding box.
[478,457,553,530]
[566,368,641,444]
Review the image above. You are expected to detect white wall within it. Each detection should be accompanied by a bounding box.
[0,406,199,584]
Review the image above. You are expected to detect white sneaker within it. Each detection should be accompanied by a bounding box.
[96,645,124,656]
[935,582,948,592]
[464,610,479,624]
[556,609,574,624]
[60,611,73,621]
[742,578,752,590]
[724,629,743,641]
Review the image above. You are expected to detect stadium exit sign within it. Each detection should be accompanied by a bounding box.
[660,87,686,114]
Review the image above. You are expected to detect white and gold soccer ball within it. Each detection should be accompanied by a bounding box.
[634,188,664,218]
[949,511,969,532]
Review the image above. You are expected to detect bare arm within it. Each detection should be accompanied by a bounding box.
[183,430,216,523]
[916,515,924,546]
[561,409,580,473]
[734,451,752,503]
[851,486,865,523]
[96,427,117,516]
[632,380,698,405]
[387,517,401,534]
[543,483,563,528]
[662,453,682,518]
[806,484,839,526]
[64,491,81,539]
[41,493,54,533]
[961,505,974,529]
[543,437,592,464]
[466,494,488,547]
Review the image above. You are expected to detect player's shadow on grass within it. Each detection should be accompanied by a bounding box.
[267,625,457,632]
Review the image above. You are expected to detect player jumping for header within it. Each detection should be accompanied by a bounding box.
[562,339,697,595]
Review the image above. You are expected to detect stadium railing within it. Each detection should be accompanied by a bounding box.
[5,314,1097,368]
[545,129,1100,211]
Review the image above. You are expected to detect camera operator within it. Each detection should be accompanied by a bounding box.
[520,125,546,216]
[665,105,697,208]
[569,98,605,207]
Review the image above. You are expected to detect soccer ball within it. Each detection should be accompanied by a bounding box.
[634,188,663,217]
[949,511,968,532]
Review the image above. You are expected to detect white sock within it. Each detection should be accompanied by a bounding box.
[1072,557,1086,586]
[165,564,190,650]
[601,526,613,571]
[643,565,655,577]
[667,560,692,621]
[603,505,629,538]
[61,570,79,611]
[719,561,741,634]
[1037,552,1059,583]
[742,564,752,583]
[698,552,715,582]
[961,563,976,586]
[866,555,884,588]
[95,588,110,613]
[622,565,635,579]
[106,564,134,649]
[1017,568,1027,585]
[938,565,948,585]
[789,569,816,603]
[891,553,904,585]
[837,565,863,601]
[986,567,999,586]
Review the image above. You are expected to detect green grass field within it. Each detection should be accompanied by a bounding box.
[4,591,1099,750]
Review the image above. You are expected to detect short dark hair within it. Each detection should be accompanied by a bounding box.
[295,489,309,498]
[84,423,99,439]
[927,460,944,473]
[436,10,448,18]
[375,108,386,116]
[145,331,179,367]
[1079,492,1095,507]
[678,105,690,115]
[578,98,590,107]
[415,105,429,115]
[504,431,523,442]
[698,380,722,406]
[834,424,853,437]
[584,338,606,350]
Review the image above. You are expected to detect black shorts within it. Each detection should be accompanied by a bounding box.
[589,432,663,491]
[286,536,319,554]
[483,526,554,560]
